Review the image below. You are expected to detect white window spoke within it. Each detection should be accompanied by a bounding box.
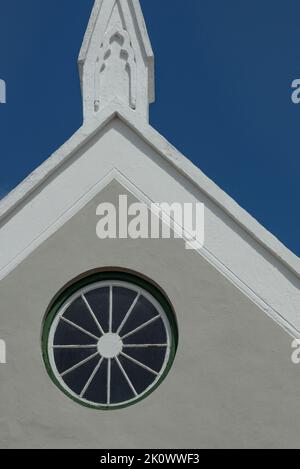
[107,358,111,405]
[123,344,168,348]
[82,294,105,336]
[53,345,97,349]
[61,316,100,341]
[109,286,113,333]
[121,315,161,340]
[60,351,99,378]
[117,293,140,335]
[80,357,104,398]
[115,357,138,397]
[121,352,158,376]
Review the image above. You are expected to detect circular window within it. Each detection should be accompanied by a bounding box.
[42,272,178,410]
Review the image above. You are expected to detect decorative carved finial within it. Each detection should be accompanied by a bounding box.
[94,25,137,113]
[78,0,155,122]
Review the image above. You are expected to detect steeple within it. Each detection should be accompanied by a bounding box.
[78,0,155,122]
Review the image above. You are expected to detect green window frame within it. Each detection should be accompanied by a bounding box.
[42,271,178,410]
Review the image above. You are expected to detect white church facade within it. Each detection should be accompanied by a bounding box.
[0,0,300,449]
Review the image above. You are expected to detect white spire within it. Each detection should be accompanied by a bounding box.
[78,0,155,122]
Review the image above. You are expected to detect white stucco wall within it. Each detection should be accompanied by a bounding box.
[0,181,299,449]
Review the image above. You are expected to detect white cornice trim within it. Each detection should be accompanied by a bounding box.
[0,99,299,280]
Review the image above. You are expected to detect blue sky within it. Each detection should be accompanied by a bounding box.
[0,0,299,256]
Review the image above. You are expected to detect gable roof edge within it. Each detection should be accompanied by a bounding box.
[0,99,299,280]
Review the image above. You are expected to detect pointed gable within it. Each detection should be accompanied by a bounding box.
[78,0,155,121]
[0,1,299,342]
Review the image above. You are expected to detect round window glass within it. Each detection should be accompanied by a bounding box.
[42,273,178,409]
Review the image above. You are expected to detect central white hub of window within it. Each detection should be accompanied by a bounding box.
[97,333,123,359]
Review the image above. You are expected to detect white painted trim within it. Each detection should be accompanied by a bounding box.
[0,100,299,280]
[0,168,121,282]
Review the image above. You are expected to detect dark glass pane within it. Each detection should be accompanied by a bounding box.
[110,358,135,404]
[123,318,167,345]
[112,287,137,333]
[63,297,101,338]
[119,355,156,394]
[62,355,100,395]
[83,358,108,404]
[120,296,159,337]
[54,320,98,346]
[54,348,97,374]
[85,287,110,333]
[123,347,167,373]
